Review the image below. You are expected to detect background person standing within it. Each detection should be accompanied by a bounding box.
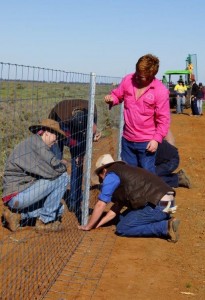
[190,80,199,116]
[196,83,204,115]
[174,80,187,114]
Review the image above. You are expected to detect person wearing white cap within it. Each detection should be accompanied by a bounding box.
[2,119,70,232]
[78,154,180,242]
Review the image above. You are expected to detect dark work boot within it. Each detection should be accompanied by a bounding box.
[177,169,191,188]
[167,218,180,243]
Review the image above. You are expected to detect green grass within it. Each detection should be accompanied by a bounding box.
[0,80,121,194]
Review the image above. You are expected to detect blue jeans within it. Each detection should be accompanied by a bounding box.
[176,95,185,113]
[191,98,199,115]
[197,99,203,115]
[8,172,70,223]
[121,137,156,174]
[51,143,83,216]
[116,205,170,238]
[68,157,83,214]
[156,157,179,188]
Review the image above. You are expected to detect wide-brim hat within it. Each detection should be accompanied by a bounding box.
[91,154,126,185]
[29,119,66,140]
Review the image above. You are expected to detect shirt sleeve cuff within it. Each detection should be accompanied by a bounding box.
[153,134,163,143]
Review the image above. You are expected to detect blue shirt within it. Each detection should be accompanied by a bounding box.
[98,172,120,203]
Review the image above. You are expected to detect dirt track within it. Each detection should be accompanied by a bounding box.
[90,108,205,300]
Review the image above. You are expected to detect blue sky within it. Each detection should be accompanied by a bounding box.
[1,0,204,82]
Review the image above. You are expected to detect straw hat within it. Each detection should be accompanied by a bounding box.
[91,154,125,184]
[29,119,66,140]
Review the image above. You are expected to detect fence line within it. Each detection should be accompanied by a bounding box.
[0,62,122,299]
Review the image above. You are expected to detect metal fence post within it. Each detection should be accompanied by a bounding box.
[81,72,96,225]
[117,103,124,160]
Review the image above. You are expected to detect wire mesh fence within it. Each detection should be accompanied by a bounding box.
[0,62,122,299]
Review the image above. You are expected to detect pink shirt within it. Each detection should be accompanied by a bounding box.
[111,73,170,143]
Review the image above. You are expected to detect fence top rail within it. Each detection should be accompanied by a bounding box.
[0,62,122,82]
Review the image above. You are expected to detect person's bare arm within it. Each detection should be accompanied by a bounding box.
[96,209,117,228]
[78,200,106,231]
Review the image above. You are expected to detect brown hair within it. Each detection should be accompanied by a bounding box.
[136,54,159,77]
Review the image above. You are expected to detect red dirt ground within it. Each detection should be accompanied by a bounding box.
[1,107,205,300]
[90,108,205,300]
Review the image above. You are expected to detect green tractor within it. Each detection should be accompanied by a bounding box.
[162,70,192,109]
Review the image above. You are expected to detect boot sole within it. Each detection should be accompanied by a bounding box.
[168,219,180,243]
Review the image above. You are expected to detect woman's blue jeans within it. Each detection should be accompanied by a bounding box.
[116,205,170,238]
[8,172,70,223]
[176,95,185,113]
[121,137,156,174]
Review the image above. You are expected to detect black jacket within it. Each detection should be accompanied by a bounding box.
[196,86,204,99]
[191,83,199,97]
[156,140,179,165]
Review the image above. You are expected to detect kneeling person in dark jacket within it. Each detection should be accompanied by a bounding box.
[156,140,191,188]
[78,154,180,243]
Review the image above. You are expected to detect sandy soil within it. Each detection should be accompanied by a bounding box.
[90,108,205,300]
[0,107,204,300]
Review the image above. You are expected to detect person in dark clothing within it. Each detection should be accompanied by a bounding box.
[196,83,204,115]
[48,99,101,219]
[190,80,199,115]
[78,154,180,243]
[155,140,191,188]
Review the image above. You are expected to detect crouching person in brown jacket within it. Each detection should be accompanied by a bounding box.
[78,154,180,242]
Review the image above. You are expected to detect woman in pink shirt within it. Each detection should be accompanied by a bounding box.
[105,54,170,173]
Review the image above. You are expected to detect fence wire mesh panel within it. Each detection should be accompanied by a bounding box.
[95,75,122,137]
[0,62,122,299]
[44,225,117,299]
